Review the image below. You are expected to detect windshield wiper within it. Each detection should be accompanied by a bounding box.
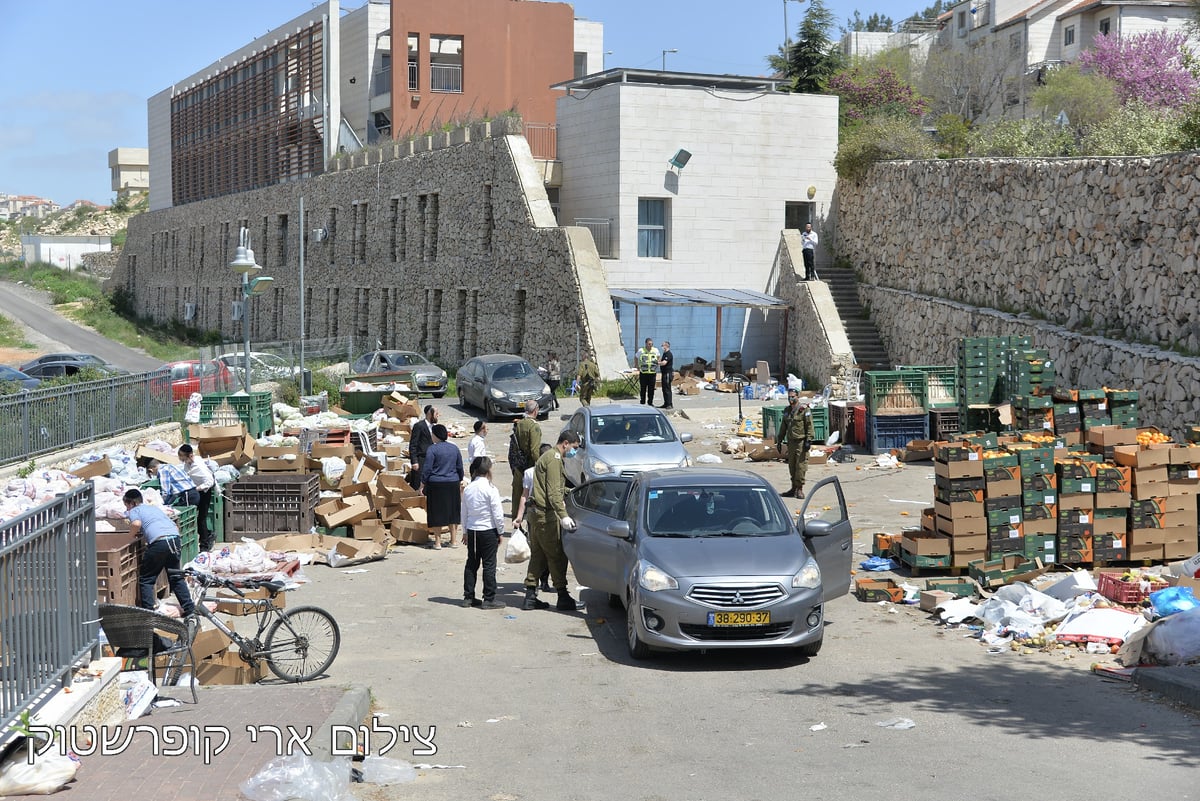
[649,532,695,538]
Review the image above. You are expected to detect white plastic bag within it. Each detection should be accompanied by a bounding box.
[118,670,157,720]
[240,754,352,801]
[360,755,418,786]
[321,457,347,483]
[505,529,531,564]
[0,746,80,796]
[184,392,204,424]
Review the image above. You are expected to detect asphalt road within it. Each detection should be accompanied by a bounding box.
[284,396,1200,800]
[0,280,161,371]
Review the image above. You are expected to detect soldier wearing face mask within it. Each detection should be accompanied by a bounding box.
[523,430,583,612]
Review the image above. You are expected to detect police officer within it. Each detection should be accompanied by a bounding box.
[635,337,660,405]
[523,430,583,612]
[778,388,816,498]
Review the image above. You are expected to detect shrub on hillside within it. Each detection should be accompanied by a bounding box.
[968,119,1074,157]
[1081,102,1183,156]
[833,114,935,181]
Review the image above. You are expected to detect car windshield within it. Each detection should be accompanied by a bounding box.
[644,486,790,537]
[381,352,419,367]
[590,414,676,445]
[0,366,24,379]
[490,361,533,381]
[256,354,287,368]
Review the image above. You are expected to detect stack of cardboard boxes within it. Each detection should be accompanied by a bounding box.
[932,442,986,567]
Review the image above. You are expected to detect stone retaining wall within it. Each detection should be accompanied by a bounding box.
[837,153,1200,355]
[112,118,627,378]
[860,285,1200,435]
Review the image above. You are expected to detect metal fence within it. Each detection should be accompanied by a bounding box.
[0,485,98,740]
[575,218,613,258]
[0,370,174,468]
[524,123,557,161]
[430,63,463,93]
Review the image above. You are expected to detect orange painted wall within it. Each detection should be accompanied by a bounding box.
[391,0,575,136]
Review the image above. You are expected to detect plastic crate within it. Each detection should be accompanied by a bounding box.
[175,505,199,564]
[96,532,142,605]
[865,370,926,416]
[851,402,867,446]
[900,366,957,409]
[762,405,787,441]
[866,413,929,454]
[929,409,961,441]
[208,489,225,544]
[224,474,320,539]
[198,391,274,437]
[810,405,828,444]
[1096,571,1169,605]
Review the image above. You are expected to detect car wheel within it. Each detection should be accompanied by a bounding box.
[796,635,823,658]
[432,391,446,398]
[625,594,651,660]
[607,593,623,609]
[485,399,498,422]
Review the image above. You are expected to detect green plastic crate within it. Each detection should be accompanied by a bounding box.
[865,370,926,416]
[900,366,958,409]
[208,489,225,544]
[762,405,827,443]
[198,391,274,437]
[176,505,199,564]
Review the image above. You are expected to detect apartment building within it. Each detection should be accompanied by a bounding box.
[108,147,149,195]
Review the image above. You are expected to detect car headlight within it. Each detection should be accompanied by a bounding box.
[588,458,612,476]
[490,387,507,399]
[542,383,552,394]
[638,560,679,592]
[792,557,822,589]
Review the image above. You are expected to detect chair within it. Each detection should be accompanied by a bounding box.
[98,603,198,704]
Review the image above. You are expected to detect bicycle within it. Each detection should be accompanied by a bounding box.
[169,567,341,683]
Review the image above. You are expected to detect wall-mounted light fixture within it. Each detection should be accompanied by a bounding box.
[668,149,692,170]
[807,185,817,199]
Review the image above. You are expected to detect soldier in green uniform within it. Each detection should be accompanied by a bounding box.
[511,400,541,517]
[577,349,600,407]
[523,430,583,612]
[778,387,817,498]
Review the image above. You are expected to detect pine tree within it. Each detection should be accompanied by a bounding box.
[788,0,842,93]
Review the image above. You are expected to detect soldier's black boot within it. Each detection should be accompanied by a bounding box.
[523,586,549,610]
[556,590,581,611]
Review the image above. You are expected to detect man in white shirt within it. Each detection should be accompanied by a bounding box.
[460,456,506,609]
[467,420,488,462]
[177,443,216,552]
[801,223,818,281]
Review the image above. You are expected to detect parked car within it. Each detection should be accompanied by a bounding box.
[350,350,448,396]
[159,359,234,402]
[561,404,692,486]
[20,360,126,379]
[562,470,852,660]
[216,351,298,383]
[0,365,41,390]
[455,354,553,420]
[20,352,109,373]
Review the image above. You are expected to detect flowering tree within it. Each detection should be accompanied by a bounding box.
[1078,30,1199,108]
[828,65,928,124]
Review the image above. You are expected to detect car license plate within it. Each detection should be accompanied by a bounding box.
[707,610,771,627]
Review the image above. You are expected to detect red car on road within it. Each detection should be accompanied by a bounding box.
[159,360,234,402]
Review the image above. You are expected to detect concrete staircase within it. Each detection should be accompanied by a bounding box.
[819,265,892,371]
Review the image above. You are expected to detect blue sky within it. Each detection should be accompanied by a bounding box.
[0,0,921,205]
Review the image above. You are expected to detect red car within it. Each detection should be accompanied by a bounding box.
[160,360,234,402]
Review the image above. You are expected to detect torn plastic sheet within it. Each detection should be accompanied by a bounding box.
[936,597,981,624]
[1054,606,1146,645]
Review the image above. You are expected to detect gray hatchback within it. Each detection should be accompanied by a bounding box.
[561,404,692,486]
[563,470,852,660]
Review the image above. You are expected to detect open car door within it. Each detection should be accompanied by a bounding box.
[563,478,633,595]
[798,476,853,603]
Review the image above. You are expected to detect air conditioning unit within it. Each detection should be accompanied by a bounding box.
[183,302,196,321]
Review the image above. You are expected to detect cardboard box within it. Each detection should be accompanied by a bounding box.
[256,445,304,473]
[353,518,388,541]
[986,478,1021,497]
[188,422,247,441]
[934,499,984,520]
[311,443,355,461]
[353,455,385,484]
[1058,493,1095,510]
[1127,541,1164,561]
[1087,426,1138,448]
[198,434,255,467]
[949,532,987,552]
[1023,518,1057,536]
[968,555,1046,588]
[136,446,180,465]
[1170,445,1200,465]
[937,515,987,538]
[1113,443,1172,468]
[214,585,286,616]
[190,621,235,662]
[679,382,702,396]
[926,577,978,598]
[403,506,428,525]
[390,520,431,545]
[328,537,390,567]
[1164,538,1198,560]
[919,589,955,612]
[901,530,951,556]
[934,458,985,480]
[314,495,372,528]
[1095,491,1131,508]
[854,578,905,603]
[902,440,935,462]
[381,443,407,459]
[71,456,112,479]
[195,648,263,685]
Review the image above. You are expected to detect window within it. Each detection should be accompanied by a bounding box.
[637,199,668,258]
[784,201,814,230]
[430,35,463,93]
[1099,17,1110,34]
[1064,25,1075,46]
[574,52,587,78]
[1010,32,1022,52]
[407,34,419,91]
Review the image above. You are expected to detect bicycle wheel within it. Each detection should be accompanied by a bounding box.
[262,605,341,682]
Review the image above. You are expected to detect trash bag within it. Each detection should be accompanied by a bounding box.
[1141,606,1200,665]
[239,754,352,801]
[695,453,722,464]
[1150,585,1200,618]
[505,529,531,564]
[0,745,80,796]
[859,556,896,572]
[359,756,418,786]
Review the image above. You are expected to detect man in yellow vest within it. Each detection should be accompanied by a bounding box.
[634,337,660,406]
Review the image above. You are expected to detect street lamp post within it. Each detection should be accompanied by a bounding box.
[661,48,677,71]
[229,227,274,393]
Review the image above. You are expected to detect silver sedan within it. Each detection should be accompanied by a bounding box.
[561,404,692,486]
[563,469,853,660]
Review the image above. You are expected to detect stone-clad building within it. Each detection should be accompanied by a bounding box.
[112,117,628,377]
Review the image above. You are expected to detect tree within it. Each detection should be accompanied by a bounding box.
[1031,64,1116,136]
[968,119,1075,157]
[919,42,1011,122]
[788,0,843,93]
[934,113,971,158]
[834,114,936,181]
[844,10,895,32]
[828,64,928,125]
[1078,31,1199,108]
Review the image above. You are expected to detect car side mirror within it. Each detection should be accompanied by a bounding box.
[606,521,631,540]
[560,414,571,421]
[679,433,693,443]
[801,519,834,538]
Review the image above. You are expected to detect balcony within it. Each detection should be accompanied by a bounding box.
[372,67,391,97]
[430,63,462,93]
[524,123,557,161]
[575,218,613,258]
